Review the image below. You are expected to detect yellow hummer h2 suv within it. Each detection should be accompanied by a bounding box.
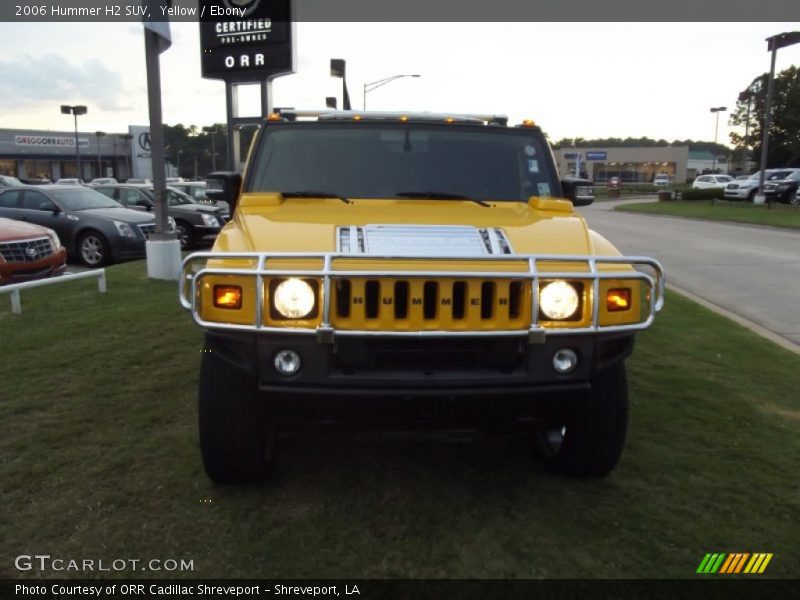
[180,110,664,483]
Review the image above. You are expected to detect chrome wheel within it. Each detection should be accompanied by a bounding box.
[80,234,105,266]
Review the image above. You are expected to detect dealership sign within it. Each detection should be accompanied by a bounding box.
[199,0,295,82]
[15,135,88,148]
[129,125,153,180]
[585,151,607,161]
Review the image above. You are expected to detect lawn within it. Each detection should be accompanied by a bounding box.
[1,261,799,579]
[616,200,800,229]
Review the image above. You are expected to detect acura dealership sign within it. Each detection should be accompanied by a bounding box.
[199,0,295,82]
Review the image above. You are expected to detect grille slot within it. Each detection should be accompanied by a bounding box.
[394,281,409,319]
[480,282,494,320]
[365,280,380,319]
[508,281,524,319]
[452,281,467,319]
[335,279,351,318]
[0,237,53,263]
[423,282,437,319]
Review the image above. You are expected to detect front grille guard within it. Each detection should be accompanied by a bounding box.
[179,252,665,343]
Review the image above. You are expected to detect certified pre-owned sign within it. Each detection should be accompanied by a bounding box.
[199,0,295,82]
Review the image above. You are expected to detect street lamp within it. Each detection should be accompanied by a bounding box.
[176,149,182,178]
[363,74,421,110]
[330,59,351,110]
[757,31,800,203]
[95,131,105,178]
[709,106,727,173]
[60,105,87,179]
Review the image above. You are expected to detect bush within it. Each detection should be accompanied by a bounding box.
[680,188,724,201]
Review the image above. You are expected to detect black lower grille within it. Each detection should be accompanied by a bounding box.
[333,337,524,371]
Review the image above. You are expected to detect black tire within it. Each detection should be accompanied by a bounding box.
[534,363,628,477]
[748,189,757,202]
[175,220,192,250]
[78,230,111,267]
[198,350,275,483]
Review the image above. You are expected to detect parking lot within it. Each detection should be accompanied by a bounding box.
[581,199,800,350]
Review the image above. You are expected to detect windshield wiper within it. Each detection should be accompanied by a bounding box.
[394,191,491,207]
[281,190,351,204]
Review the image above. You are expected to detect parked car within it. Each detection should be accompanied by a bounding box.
[653,174,671,186]
[723,169,795,201]
[94,184,227,250]
[762,169,800,204]
[692,174,733,189]
[89,177,118,186]
[19,178,53,185]
[0,175,24,188]
[126,177,151,184]
[54,178,84,185]
[607,176,621,188]
[169,181,229,211]
[0,217,67,285]
[0,185,168,267]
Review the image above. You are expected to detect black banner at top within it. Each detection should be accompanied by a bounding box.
[1,0,799,22]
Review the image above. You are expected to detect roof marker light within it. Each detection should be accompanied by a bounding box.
[521,119,536,127]
[267,113,282,121]
[399,116,409,122]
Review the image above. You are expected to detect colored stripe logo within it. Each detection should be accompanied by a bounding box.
[697,553,773,574]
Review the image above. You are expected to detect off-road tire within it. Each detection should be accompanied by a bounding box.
[199,351,275,483]
[535,363,628,477]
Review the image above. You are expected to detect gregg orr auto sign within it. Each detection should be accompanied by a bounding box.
[15,135,88,148]
[199,0,295,82]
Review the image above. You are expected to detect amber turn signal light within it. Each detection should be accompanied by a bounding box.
[214,285,242,310]
[607,288,631,312]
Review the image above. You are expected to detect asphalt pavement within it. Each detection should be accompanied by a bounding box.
[579,197,800,351]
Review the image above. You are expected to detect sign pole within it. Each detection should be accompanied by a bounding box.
[144,27,170,239]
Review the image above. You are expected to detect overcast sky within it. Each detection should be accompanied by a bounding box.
[0,22,798,145]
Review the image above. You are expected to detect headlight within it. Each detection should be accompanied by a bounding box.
[45,228,60,251]
[273,278,315,319]
[168,216,176,233]
[201,214,220,227]
[539,281,580,320]
[113,220,136,238]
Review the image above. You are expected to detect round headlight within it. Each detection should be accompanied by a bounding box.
[273,278,315,319]
[539,281,579,320]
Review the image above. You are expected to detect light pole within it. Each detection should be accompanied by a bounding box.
[757,31,800,203]
[60,105,87,179]
[709,106,726,173]
[176,149,182,178]
[330,59,351,110]
[95,131,105,178]
[363,74,421,110]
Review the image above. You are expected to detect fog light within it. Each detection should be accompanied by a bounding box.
[553,348,578,374]
[274,349,301,375]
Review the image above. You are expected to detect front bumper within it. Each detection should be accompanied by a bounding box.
[204,329,634,428]
[111,236,147,261]
[723,187,755,200]
[0,248,67,285]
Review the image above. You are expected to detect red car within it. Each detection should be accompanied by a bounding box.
[0,217,67,285]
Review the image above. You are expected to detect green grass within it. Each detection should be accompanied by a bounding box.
[617,200,800,229]
[2,261,799,579]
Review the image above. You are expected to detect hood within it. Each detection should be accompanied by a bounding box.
[80,207,156,224]
[0,217,53,241]
[214,196,607,257]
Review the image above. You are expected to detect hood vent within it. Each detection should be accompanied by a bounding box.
[337,225,514,256]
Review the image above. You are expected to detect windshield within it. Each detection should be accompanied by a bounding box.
[247,123,559,202]
[165,188,195,206]
[51,189,123,211]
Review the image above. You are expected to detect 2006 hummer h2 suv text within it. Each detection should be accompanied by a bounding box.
[180,111,664,483]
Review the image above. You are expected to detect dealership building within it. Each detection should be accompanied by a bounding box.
[554,146,692,184]
[0,126,154,182]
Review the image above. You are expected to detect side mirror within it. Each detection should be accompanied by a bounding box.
[561,178,594,207]
[206,172,242,214]
[41,202,59,213]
